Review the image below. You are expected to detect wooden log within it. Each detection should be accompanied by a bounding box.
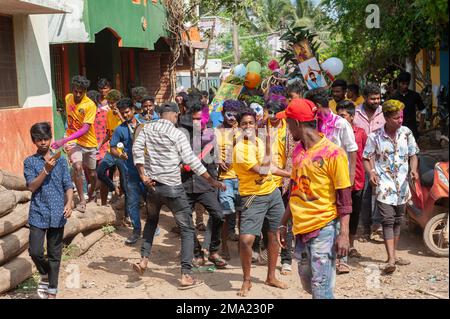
[0,191,17,218]
[63,203,118,239]
[0,251,34,294]
[0,170,27,191]
[0,228,30,266]
[69,229,106,257]
[12,190,32,203]
[0,203,29,237]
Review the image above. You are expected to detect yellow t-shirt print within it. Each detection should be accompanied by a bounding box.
[289,135,351,235]
[65,93,98,148]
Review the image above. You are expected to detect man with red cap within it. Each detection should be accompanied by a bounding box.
[276,98,352,299]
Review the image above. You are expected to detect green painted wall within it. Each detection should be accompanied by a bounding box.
[85,0,167,50]
[68,44,80,79]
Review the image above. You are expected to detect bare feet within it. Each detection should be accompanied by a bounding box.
[220,248,231,261]
[265,278,288,290]
[237,279,252,297]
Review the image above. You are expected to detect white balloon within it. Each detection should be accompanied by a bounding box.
[321,57,344,76]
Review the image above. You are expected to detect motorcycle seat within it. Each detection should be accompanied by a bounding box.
[419,155,437,187]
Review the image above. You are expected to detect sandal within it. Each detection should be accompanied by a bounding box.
[336,261,350,274]
[178,275,205,290]
[348,248,362,258]
[132,262,146,276]
[208,255,228,269]
[37,280,49,299]
[383,263,396,275]
[192,257,206,268]
[75,202,86,213]
[395,257,411,266]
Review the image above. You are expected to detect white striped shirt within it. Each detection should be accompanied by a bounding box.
[133,119,206,186]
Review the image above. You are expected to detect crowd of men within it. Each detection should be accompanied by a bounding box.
[24,71,425,298]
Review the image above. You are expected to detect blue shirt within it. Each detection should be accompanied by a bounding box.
[23,153,73,229]
[110,121,139,178]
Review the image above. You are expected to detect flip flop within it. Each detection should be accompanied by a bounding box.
[395,257,411,266]
[208,255,228,269]
[336,261,351,274]
[383,263,396,275]
[348,248,362,258]
[132,262,146,276]
[178,279,205,290]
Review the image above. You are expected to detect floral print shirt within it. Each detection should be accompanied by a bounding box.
[363,126,419,205]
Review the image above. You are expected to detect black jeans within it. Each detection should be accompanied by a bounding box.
[28,226,64,292]
[187,192,224,258]
[350,190,364,236]
[141,183,195,275]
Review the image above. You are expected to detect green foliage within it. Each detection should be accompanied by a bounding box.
[278,26,320,65]
[317,0,447,82]
[16,272,40,292]
[62,244,77,261]
[101,224,116,235]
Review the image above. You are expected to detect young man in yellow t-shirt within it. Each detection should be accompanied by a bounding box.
[233,108,290,297]
[215,100,242,259]
[276,98,352,299]
[52,75,98,213]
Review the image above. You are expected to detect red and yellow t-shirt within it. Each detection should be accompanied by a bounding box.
[267,119,288,187]
[233,137,278,196]
[65,94,98,148]
[289,134,351,235]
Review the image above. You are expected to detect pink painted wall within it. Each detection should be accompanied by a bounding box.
[0,107,53,174]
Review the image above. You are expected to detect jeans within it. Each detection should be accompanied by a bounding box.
[125,174,144,234]
[280,220,294,265]
[219,179,240,236]
[294,219,339,299]
[360,173,381,233]
[28,226,64,295]
[97,153,126,193]
[141,183,195,275]
[187,191,224,257]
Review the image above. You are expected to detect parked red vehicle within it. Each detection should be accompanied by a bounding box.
[407,154,449,257]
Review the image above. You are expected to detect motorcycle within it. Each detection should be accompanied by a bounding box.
[407,154,449,257]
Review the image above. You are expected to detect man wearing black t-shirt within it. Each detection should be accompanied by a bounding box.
[392,71,425,139]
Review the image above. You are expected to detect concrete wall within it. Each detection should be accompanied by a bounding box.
[0,14,53,174]
[13,14,53,107]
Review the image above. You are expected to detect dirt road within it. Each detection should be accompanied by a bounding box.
[3,208,449,299]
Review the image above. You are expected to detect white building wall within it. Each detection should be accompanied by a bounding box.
[13,14,53,108]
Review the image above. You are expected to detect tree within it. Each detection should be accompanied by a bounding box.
[317,0,448,85]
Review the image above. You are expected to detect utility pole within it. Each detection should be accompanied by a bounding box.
[232,19,240,64]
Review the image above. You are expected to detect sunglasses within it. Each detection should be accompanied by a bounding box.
[224,112,237,119]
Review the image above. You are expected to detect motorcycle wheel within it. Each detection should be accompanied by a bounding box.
[423,213,449,257]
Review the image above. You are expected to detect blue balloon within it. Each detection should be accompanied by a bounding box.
[234,64,247,78]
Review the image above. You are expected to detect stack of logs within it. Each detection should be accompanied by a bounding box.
[0,169,119,294]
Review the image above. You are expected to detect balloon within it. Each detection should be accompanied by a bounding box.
[233,64,247,78]
[245,72,261,89]
[246,61,262,74]
[321,57,344,76]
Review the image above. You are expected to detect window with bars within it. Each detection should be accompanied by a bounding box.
[0,15,18,108]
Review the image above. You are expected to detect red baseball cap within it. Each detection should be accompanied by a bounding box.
[276,98,317,122]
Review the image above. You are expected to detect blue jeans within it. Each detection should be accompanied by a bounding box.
[219,178,240,236]
[294,219,339,299]
[125,174,143,234]
[97,153,127,192]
